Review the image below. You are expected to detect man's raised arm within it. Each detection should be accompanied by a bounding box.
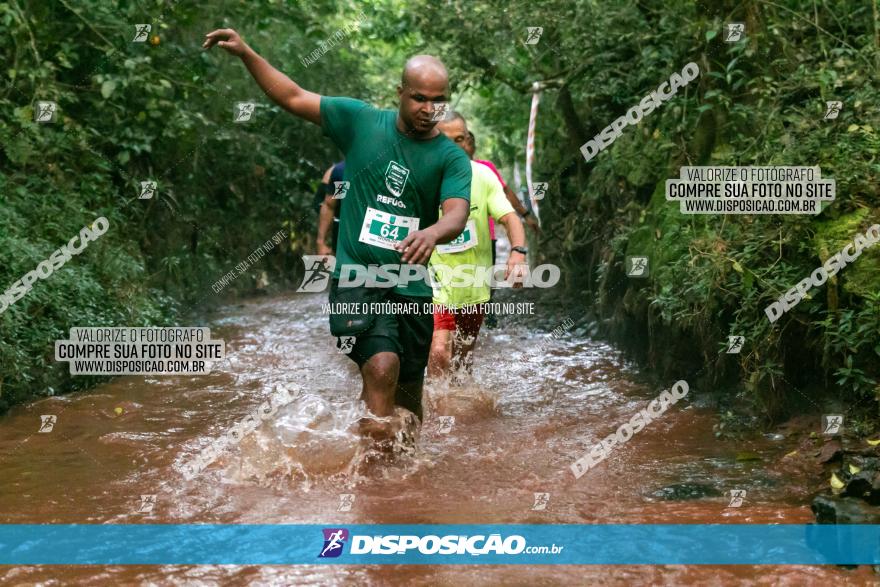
[203,28,321,125]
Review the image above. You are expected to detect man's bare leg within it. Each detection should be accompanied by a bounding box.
[358,351,399,441]
[427,329,452,378]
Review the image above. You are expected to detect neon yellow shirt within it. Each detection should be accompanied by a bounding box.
[430,161,515,308]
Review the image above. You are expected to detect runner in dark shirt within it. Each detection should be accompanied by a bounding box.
[316,161,345,254]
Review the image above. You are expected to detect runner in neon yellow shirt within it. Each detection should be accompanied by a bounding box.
[428,112,528,377]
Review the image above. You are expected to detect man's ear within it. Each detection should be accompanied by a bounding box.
[396,84,403,99]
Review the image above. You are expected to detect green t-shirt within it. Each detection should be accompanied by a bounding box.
[430,160,515,308]
[320,96,472,297]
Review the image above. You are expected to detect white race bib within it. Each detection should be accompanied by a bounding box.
[358,207,420,250]
[436,219,478,254]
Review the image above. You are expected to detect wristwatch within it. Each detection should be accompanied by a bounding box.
[511,246,528,255]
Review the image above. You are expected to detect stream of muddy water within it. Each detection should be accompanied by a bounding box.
[0,293,874,585]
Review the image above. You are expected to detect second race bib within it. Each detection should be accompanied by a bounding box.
[436,219,478,254]
[358,207,420,251]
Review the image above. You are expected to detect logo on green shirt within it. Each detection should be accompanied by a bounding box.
[384,161,410,198]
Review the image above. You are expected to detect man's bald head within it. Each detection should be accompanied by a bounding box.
[401,55,449,88]
[439,111,466,125]
[436,111,470,156]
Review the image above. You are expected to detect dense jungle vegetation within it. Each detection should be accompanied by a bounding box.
[1,0,878,424]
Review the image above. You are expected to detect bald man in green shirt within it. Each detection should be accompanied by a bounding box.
[204,29,471,444]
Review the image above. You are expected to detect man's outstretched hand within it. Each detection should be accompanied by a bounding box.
[203,29,248,57]
[396,228,438,265]
[202,27,321,124]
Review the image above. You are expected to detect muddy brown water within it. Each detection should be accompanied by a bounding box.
[0,293,874,585]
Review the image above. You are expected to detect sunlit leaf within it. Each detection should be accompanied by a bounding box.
[100,80,116,99]
[830,473,845,494]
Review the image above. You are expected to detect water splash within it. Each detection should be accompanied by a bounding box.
[427,375,499,423]
[220,394,425,489]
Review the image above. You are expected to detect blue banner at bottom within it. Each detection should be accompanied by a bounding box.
[1,524,878,565]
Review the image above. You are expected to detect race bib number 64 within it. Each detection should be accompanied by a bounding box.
[358,207,420,250]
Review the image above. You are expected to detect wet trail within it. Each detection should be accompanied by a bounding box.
[0,293,872,585]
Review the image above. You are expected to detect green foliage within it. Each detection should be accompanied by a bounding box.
[0,0,372,411]
[1,0,879,423]
[407,0,880,420]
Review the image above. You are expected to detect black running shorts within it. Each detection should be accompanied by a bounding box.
[328,280,433,416]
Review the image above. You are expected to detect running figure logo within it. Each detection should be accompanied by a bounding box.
[318,528,349,558]
[727,489,746,508]
[337,494,355,512]
[137,494,156,514]
[626,256,649,278]
[726,336,744,354]
[532,492,550,511]
[38,415,57,433]
[297,255,336,292]
[437,416,455,434]
[822,414,843,435]
[337,336,355,355]
[429,102,450,122]
[384,161,410,198]
[139,181,157,200]
[133,24,151,42]
[524,27,543,45]
[530,182,548,201]
[824,101,842,120]
[724,23,745,42]
[234,102,255,123]
[34,101,57,123]
[332,181,350,199]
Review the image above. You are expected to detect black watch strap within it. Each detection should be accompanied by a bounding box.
[521,210,532,218]
[512,246,528,255]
